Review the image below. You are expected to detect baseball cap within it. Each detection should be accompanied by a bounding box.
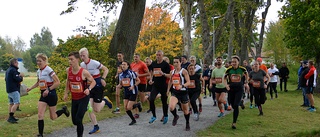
[256,57,263,62]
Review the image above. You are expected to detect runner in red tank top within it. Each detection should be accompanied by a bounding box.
[63,51,96,137]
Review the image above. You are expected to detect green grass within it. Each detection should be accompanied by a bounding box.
[197,84,320,137]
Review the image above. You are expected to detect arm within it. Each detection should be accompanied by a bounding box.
[182,69,191,87]
[101,65,109,79]
[166,70,173,96]
[305,68,315,80]
[265,72,271,88]
[12,70,23,82]
[49,74,60,90]
[27,79,40,92]
[83,69,96,95]
[200,74,205,93]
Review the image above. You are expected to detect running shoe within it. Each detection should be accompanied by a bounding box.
[87,103,93,112]
[149,116,157,124]
[309,108,316,112]
[224,103,228,110]
[186,123,190,131]
[112,108,120,114]
[240,100,245,109]
[213,101,217,106]
[62,106,70,117]
[163,116,169,124]
[88,126,100,134]
[255,104,258,108]
[275,93,278,98]
[103,96,113,109]
[259,112,264,116]
[250,104,253,109]
[172,115,179,126]
[7,116,18,123]
[134,114,139,119]
[307,107,313,110]
[37,134,43,137]
[232,123,236,129]
[129,120,136,125]
[218,112,224,117]
[193,113,199,121]
[160,116,164,122]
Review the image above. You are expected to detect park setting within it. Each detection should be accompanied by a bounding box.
[1,0,320,136]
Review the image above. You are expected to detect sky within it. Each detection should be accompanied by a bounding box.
[0,0,284,49]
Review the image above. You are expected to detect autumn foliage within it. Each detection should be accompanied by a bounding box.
[136,7,183,60]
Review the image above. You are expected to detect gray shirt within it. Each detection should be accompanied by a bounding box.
[249,70,266,89]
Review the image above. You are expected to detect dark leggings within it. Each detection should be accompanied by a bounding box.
[149,86,168,117]
[253,88,266,108]
[249,84,254,104]
[204,80,209,96]
[72,96,89,137]
[269,82,277,98]
[228,87,244,123]
[280,78,287,91]
[210,86,216,101]
[189,90,200,114]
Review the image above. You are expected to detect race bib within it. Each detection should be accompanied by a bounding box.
[153,68,162,77]
[230,74,241,82]
[70,82,83,93]
[253,80,261,88]
[172,77,181,89]
[188,80,196,88]
[122,78,131,87]
[39,79,47,90]
[215,77,222,84]
[203,76,209,80]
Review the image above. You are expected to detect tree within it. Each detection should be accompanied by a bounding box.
[63,0,146,62]
[0,53,14,70]
[135,7,183,60]
[181,0,193,57]
[264,21,291,65]
[22,50,34,71]
[280,0,320,63]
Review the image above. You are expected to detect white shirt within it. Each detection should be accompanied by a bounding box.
[37,66,55,90]
[80,59,103,78]
[268,67,279,82]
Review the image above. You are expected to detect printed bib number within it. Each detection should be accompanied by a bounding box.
[253,81,261,88]
[215,77,222,84]
[230,74,241,82]
[70,82,83,93]
[39,80,47,90]
[122,78,131,87]
[172,77,181,89]
[203,76,209,80]
[153,68,162,77]
[188,80,196,88]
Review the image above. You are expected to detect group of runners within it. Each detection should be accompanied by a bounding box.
[8,48,317,137]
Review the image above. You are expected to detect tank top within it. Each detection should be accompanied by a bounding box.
[68,67,87,100]
[171,68,186,91]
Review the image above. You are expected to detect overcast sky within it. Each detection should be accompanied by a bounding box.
[0,0,284,49]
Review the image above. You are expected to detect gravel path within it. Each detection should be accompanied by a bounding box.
[48,96,235,137]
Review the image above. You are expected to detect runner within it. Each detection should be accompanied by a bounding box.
[130,53,149,118]
[79,48,113,134]
[63,51,96,137]
[145,57,153,113]
[189,56,204,113]
[210,56,229,117]
[113,52,124,114]
[187,64,204,121]
[224,55,248,129]
[249,61,270,116]
[148,50,171,124]
[118,61,142,125]
[27,53,70,137]
[167,56,191,131]
[268,63,279,99]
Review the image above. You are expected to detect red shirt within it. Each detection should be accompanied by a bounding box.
[68,67,87,100]
[130,61,149,84]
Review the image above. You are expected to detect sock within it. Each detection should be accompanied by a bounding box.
[126,110,135,121]
[38,120,44,136]
[184,113,190,124]
[199,104,202,108]
[9,112,14,117]
[94,124,99,128]
[311,106,315,109]
[56,109,64,117]
[170,108,178,117]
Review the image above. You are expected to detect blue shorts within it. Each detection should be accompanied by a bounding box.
[8,91,20,104]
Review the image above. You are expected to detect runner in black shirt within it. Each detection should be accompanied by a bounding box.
[148,50,171,124]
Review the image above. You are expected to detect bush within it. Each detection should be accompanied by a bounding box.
[50,34,117,101]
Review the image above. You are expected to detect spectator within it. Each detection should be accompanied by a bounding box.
[299,61,309,107]
[297,61,303,90]
[279,62,290,92]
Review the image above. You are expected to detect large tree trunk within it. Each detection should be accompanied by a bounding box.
[228,15,235,61]
[233,4,242,61]
[256,0,271,58]
[109,0,146,61]
[204,0,234,64]
[182,0,193,57]
[197,0,210,64]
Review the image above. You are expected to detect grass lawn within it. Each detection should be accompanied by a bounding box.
[197,84,320,137]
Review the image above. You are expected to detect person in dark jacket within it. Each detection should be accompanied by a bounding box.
[279,62,290,92]
[5,58,24,123]
[299,61,309,107]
